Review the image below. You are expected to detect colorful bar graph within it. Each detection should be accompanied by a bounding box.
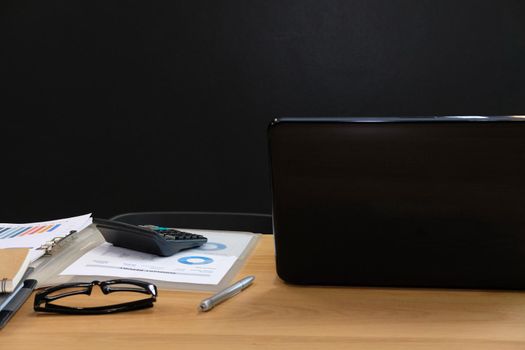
[7,227,29,238]
[0,228,18,239]
[19,226,41,236]
[0,224,62,239]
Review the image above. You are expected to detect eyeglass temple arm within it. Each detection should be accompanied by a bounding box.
[101,286,156,295]
[36,286,94,303]
[35,298,155,314]
[100,280,157,296]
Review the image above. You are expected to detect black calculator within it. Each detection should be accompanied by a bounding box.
[93,218,207,257]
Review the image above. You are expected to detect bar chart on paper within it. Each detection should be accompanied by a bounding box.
[0,214,93,262]
[0,224,62,239]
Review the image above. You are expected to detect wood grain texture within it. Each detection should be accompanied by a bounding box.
[3,235,525,349]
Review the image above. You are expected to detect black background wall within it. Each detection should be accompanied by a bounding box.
[1,1,525,222]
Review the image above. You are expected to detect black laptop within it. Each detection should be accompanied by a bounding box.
[268,116,525,289]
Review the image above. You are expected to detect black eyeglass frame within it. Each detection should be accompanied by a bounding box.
[34,279,158,315]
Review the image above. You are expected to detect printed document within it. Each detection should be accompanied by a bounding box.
[61,230,255,285]
[0,214,93,262]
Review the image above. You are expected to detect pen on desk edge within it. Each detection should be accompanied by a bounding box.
[199,275,255,312]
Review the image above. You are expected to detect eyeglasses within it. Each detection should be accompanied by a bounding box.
[34,279,158,315]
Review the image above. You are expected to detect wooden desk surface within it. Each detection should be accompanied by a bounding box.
[3,235,525,349]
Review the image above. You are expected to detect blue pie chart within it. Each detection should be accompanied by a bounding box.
[178,256,214,265]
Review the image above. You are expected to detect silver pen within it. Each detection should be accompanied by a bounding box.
[199,275,255,312]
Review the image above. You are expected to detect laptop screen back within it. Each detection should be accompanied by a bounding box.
[268,117,525,289]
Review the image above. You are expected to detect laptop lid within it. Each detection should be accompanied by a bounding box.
[268,116,525,289]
